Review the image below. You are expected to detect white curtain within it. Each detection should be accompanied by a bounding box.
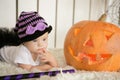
[106,0,120,27]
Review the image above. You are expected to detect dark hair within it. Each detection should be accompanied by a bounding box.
[0,28,21,48]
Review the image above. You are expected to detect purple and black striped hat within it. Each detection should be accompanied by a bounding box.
[14,11,52,43]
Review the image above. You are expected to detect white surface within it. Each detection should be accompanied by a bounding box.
[0,49,120,80]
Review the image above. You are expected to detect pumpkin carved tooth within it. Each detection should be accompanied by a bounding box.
[64,21,120,71]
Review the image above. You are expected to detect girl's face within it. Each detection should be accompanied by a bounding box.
[23,32,48,54]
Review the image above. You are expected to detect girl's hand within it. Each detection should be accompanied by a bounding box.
[39,49,58,67]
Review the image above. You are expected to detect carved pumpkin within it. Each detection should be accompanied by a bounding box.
[64,21,120,71]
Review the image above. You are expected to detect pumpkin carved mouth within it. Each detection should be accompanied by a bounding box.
[68,46,112,65]
[77,53,112,65]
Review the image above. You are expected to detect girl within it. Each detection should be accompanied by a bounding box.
[0,11,58,71]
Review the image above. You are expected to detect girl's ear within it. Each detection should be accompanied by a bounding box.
[22,42,25,45]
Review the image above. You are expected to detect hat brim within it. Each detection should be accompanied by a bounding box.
[20,25,52,43]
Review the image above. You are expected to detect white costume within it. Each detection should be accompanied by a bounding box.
[0,45,40,66]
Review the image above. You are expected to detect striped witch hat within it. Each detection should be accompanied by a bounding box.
[14,11,52,43]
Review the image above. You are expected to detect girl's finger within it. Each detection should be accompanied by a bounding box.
[42,48,48,53]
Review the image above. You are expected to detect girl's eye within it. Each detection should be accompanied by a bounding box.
[32,39,37,42]
[43,37,48,41]
[43,38,46,41]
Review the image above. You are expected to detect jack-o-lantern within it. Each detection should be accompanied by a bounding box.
[64,20,120,71]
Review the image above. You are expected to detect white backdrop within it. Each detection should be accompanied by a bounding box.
[0,0,109,48]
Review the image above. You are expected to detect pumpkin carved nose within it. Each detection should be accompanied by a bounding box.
[84,37,93,47]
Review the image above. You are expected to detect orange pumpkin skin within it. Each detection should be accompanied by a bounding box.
[64,20,120,71]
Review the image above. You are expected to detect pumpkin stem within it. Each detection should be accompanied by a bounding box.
[98,13,107,22]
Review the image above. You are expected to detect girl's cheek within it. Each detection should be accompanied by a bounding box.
[42,41,48,48]
[43,43,47,49]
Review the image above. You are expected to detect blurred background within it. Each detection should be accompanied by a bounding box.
[0,0,117,48]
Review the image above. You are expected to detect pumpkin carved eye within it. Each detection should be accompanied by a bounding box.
[104,30,113,40]
[74,28,80,36]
